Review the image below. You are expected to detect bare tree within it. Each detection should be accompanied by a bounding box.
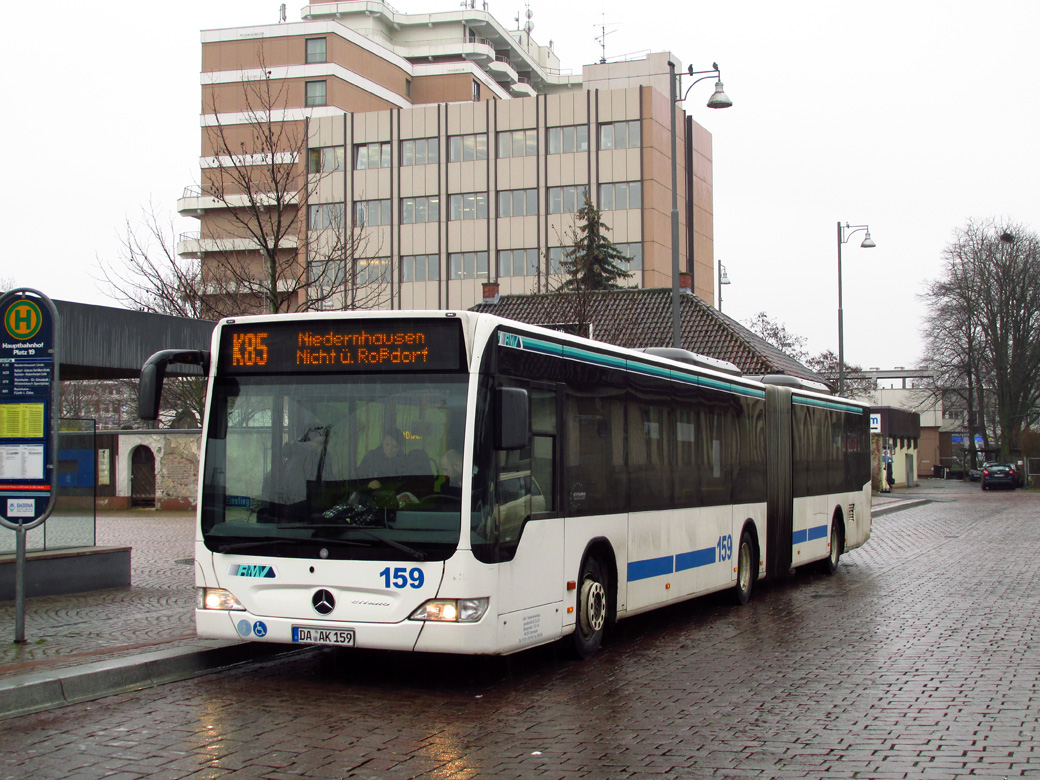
[745,312,874,398]
[744,312,809,361]
[804,350,875,401]
[198,52,387,315]
[922,218,1040,455]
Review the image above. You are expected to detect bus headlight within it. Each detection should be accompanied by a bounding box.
[409,598,489,623]
[197,588,246,611]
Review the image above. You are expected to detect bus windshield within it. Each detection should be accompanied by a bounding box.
[200,373,469,562]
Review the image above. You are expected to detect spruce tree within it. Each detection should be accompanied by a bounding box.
[559,193,633,291]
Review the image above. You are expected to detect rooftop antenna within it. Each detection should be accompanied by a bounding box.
[594,16,617,64]
[514,3,533,45]
[278,3,286,22]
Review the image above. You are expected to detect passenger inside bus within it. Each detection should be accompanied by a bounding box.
[359,428,430,487]
[434,449,464,497]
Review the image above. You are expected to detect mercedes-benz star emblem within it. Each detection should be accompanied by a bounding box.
[312,589,335,615]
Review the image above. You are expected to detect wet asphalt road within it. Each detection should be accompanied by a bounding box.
[2,479,1038,779]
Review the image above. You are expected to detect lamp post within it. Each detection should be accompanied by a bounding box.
[717,259,730,312]
[669,60,732,348]
[836,221,876,396]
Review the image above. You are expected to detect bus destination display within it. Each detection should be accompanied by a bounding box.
[219,319,463,374]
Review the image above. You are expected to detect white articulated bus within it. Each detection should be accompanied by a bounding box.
[140,310,871,658]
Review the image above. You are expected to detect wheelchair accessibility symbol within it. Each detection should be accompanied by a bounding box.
[253,621,268,638]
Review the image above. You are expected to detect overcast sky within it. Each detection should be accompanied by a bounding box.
[4,0,1037,371]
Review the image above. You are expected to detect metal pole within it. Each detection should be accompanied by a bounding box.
[15,528,26,643]
[718,258,723,312]
[669,60,681,349]
[837,221,845,397]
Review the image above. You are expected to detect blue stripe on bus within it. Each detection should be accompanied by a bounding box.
[792,525,829,546]
[508,334,766,400]
[628,556,674,581]
[675,547,716,571]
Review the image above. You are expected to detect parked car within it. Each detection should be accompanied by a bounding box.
[981,463,1018,490]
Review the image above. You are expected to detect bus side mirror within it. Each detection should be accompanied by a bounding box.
[495,387,529,450]
[139,349,210,421]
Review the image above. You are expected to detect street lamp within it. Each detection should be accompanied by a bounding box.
[837,221,876,396]
[669,60,732,348]
[717,259,731,312]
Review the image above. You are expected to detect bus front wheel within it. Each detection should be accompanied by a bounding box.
[571,555,608,659]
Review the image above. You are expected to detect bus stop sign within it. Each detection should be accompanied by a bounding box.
[0,289,59,530]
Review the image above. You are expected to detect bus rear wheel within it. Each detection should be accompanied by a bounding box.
[821,519,843,575]
[734,530,755,605]
[571,555,608,659]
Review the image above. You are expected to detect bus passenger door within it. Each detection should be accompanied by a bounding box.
[493,385,564,643]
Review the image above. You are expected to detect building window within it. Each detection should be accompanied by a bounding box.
[614,242,643,272]
[308,203,345,231]
[354,142,391,170]
[405,78,411,98]
[400,196,440,224]
[448,192,488,221]
[496,129,537,158]
[402,254,440,282]
[305,37,327,64]
[498,248,539,277]
[548,247,566,275]
[353,199,392,227]
[548,125,589,154]
[449,251,489,280]
[401,138,439,166]
[309,257,345,286]
[497,188,537,217]
[305,80,327,107]
[548,185,588,215]
[598,181,642,211]
[308,146,345,174]
[448,133,488,162]
[599,120,641,150]
[472,80,481,102]
[357,257,392,286]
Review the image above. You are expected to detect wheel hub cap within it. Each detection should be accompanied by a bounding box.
[580,578,606,634]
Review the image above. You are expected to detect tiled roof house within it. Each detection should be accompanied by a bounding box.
[470,283,829,387]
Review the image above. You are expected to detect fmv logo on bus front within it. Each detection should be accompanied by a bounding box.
[230,564,276,578]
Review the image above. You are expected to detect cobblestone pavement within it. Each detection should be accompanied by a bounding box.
[0,512,198,674]
[4,480,1039,779]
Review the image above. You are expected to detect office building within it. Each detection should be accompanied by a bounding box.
[178,0,719,312]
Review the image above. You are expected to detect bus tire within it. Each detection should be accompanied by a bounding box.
[821,517,843,575]
[571,555,608,659]
[734,530,755,605]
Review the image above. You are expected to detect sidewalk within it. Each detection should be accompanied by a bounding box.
[0,511,302,719]
[0,486,942,719]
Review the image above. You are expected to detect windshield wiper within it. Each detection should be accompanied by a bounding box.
[280,524,428,561]
[350,528,427,561]
[213,536,352,553]
[213,529,427,561]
